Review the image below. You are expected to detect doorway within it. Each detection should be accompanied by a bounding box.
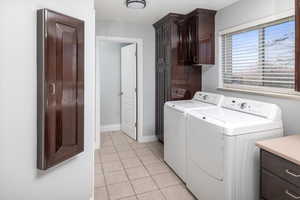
[121,44,137,140]
[95,36,144,149]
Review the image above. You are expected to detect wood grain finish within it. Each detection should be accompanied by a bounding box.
[153,10,213,142]
[37,9,84,170]
[261,169,300,200]
[262,150,300,188]
[154,14,184,142]
[177,9,216,66]
[260,150,300,200]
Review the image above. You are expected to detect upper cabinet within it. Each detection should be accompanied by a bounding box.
[178,9,216,65]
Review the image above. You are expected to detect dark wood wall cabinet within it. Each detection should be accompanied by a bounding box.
[178,9,216,66]
[260,150,300,200]
[37,9,84,170]
[153,9,216,142]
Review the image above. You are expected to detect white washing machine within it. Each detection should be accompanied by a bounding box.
[186,97,283,200]
[164,92,224,182]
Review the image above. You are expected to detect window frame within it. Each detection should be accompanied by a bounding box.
[218,9,298,96]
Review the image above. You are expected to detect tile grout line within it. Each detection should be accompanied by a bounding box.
[115,133,138,200]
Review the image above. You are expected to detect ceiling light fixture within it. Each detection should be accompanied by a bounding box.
[126,0,146,9]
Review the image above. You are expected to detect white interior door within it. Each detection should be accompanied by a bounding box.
[121,44,137,140]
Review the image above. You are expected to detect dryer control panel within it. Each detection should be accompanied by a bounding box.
[222,97,281,121]
[193,92,224,106]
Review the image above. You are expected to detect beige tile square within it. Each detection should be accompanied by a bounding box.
[140,155,161,165]
[105,170,128,185]
[118,151,137,160]
[151,149,164,160]
[126,166,149,180]
[135,148,154,157]
[145,162,170,175]
[116,144,132,152]
[131,142,148,150]
[107,182,135,200]
[95,187,109,200]
[152,172,181,188]
[161,185,195,200]
[102,131,112,135]
[120,196,138,200]
[100,146,116,155]
[148,142,163,149]
[102,139,114,147]
[103,160,123,173]
[101,153,120,163]
[137,190,166,200]
[95,152,101,164]
[95,173,105,188]
[95,163,103,174]
[113,138,128,145]
[126,137,136,144]
[122,158,143,169]
[131,177,158,194]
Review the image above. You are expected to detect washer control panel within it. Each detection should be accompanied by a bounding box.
[222,97,279,119]
[193,92,224,106]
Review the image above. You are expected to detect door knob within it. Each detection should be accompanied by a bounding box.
[120,92,124,96]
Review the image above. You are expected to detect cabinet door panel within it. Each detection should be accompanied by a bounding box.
[37,9,84,170]
[189,16,199,64]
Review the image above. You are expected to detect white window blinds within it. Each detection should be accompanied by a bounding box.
[222,17,295,93]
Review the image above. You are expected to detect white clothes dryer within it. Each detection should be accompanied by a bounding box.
[186,97,283,200]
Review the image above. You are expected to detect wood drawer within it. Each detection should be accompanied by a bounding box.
[261,169,300,200]
[262,150,300,187]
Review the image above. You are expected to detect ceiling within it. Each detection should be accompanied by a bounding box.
[95,0,241,24]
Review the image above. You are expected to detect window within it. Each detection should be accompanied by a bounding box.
[221,17,296,95]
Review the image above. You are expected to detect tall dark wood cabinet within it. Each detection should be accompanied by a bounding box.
[153,14,184,142]
[154,9,216,142]
[37,9,85,170]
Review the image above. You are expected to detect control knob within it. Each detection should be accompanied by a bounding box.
[240,102,247,109]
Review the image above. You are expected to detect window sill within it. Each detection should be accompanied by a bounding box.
[217,87,300,101]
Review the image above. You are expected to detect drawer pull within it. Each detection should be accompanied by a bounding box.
[286,169,300,178]
[285,190,300,199]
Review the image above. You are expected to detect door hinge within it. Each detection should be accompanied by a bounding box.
[135,51,137,57]
[135,88,137,93]
[134,122,137,127]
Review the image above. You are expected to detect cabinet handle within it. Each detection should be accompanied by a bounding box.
[286,169,300,178]
[285,190,300,199]
[49,83,55,95]
[193,56,198,63]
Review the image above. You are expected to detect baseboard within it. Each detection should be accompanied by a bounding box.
[100,124,121,132]
[138,135,158,143]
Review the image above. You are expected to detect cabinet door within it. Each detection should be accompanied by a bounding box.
[188,16,199,64]
[197,14,215,64]
[37,9,84,170]
[198,35,214,64]
[155,67,166,142]
[177,21,188,65]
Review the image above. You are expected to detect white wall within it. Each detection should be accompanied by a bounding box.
[203,0,298,135]
[96,21,156,137]
[99,41,122,126]
[0,1,95,200]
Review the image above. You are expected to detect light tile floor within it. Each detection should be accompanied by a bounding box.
[95,131,196,200]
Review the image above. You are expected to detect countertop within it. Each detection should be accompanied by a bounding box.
[256,134,300,166]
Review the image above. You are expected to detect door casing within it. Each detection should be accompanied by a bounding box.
[95,36,144,149]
